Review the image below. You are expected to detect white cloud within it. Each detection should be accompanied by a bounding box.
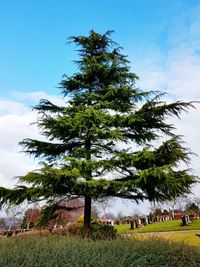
[0,151,38,188]
[166,48,200,98]
[0,99,28,115]
[0,91,57,188]
[11,91,67,106]
[173,108,200,174]
[0,173,12,188]
[0,114,39,150]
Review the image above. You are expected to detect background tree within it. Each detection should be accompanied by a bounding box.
[165,196,187,218]
[131,209,142,218]
[153,208,162,216]
[0,217,5,228]
[95,198,112,218]
[185,202,199,213]
[21,207,41,230]
[0,30,197,236]
[3,203,23,230]
[47,199,84,228]
[91,203,101,219]
[103,212,115,220]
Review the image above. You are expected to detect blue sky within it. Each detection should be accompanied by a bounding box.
[0,0,200,215]
[0,0,199,97]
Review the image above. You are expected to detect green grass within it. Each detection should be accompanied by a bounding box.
[1,235,200,267]
[153,231,200,248]
[115,219,200,234]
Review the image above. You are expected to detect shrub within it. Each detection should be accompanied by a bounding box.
[52,222,116,240]
[89,221,117,240]
[76,215,84,223]
[62,223,82,236]
[13,229,50,239]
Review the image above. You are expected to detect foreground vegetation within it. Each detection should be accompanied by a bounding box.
[0,235,200,267]
[115,219,200,234]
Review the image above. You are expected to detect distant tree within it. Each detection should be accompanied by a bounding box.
[104,212,115,219]
[0,30,197,236]
[154,208,162,216]
[148,207,162,217]
[39,199,84,229]
[162,209,169,215]
[185,202,199,213]
[165,196,187,218]
[194,197,200,207]
[3,204,23,230]
[0,218,4,228]
[116,211,124,220]
[131,209,142,218]
[91,203,100,219]
[21,207,41,229]
[96,198,112,217]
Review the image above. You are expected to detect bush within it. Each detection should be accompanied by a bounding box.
[13,221,116,240]
[89,221,116,240]
[76,215,84,223]
[52,222,116,240]
[52,223,82,236]
[13,229,51,239]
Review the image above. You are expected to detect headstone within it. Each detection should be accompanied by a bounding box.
[130,221,134,230]
[181,215,186,226]
[185,215,191,224]
[135,219,139,228]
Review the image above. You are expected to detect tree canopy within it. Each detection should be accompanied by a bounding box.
[0,30,197,234]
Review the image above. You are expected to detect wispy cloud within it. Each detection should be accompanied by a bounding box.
[134,4,200,99]
[11,91,67,106]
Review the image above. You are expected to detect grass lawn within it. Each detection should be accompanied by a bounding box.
[115,219,200,234]
[153,231,200,248]
[120,230,200,250]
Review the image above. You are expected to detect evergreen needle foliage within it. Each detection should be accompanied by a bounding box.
[0,31,198,234]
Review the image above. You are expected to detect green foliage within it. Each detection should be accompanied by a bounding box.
[153,208,162,216]
[0,30,198,229]
[1,235,200,267]
[87,221,117,240]
[185,202,199,213]
[20,217,28,229]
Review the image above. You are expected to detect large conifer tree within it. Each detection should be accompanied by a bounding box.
[0,31,197,234]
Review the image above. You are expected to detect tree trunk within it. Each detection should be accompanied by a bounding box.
[27,221,30,230]
[83,196,91,237]
[8,223,12,231]
[84,111,92,237]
